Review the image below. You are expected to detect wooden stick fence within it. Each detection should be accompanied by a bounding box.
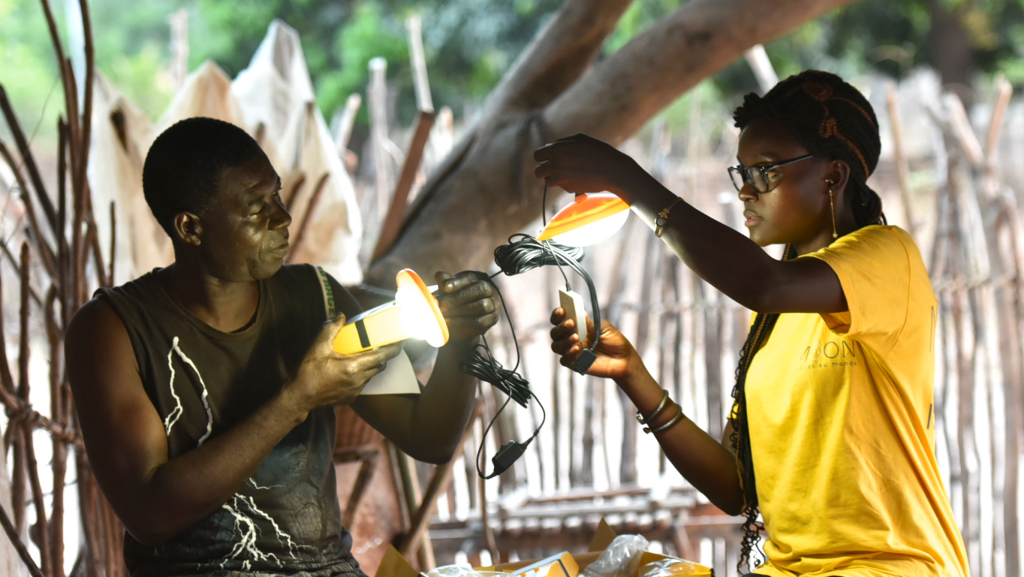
[0,1,126,575]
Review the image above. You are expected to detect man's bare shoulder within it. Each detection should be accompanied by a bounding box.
[65,297,138,384]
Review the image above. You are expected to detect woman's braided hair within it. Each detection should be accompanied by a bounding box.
[728,70,884,573]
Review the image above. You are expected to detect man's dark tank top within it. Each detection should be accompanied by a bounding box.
[96,264,361,577]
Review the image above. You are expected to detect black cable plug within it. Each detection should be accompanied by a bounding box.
[572,348,598,376]
[490,440,529,477]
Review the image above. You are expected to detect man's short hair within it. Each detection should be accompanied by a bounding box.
[143,117,265,239]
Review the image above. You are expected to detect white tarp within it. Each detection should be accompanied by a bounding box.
[89,74,169,283]
[87,20,364,284]
[232,20,364,285]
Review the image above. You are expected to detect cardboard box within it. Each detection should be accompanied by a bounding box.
[375,545,420,577]
[375,519,713,577]
[481,520,713,577]
[509,551,578,577]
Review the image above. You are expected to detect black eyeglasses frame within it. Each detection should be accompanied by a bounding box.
[727,154,814,194]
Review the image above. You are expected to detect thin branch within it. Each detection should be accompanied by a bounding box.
[87,219,108,288]
[0,141,59,274]
[0,251,14,395]
[0,238,44,306]
[38,0,77,146]
[23,418,52,577]
[0,501,46,577]
[108,201,115,287]
[74,0,96,210]
[46,286,68,577]
[287,173,330,261]
[19,189,59,279]
[0,87,59,236]
[61,59,80,196]
[0,387,83,450]
[58,118,70,326]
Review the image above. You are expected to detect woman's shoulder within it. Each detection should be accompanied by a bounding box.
[828,224,923,266]
[843,224,913,246]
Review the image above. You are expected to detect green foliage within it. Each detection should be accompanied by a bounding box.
[0,0,66,143]
[7,0,1024,149]
[604,0,684,54]
[323,2,409,124]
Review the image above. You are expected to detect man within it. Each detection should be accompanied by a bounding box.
[65,117,499,576]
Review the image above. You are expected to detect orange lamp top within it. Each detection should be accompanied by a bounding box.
[536,193,630,242]
[395,268,449,347]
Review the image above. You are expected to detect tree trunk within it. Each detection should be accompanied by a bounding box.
[364,0,859,288]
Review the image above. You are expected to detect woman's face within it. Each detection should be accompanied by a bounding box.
[736,117,834,252]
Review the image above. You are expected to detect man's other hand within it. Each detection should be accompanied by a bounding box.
[435,271,500,343]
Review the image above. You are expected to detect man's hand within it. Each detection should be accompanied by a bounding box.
[435,270,500,343]
[289,313,403,412]
[533,133,645,202]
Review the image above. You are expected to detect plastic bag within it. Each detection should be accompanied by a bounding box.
[638,558,701,577]
[581,534,650,577]
[427,565,505,577]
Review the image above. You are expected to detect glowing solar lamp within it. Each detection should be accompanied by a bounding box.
[332,269,449,354]
[536,192,631,247]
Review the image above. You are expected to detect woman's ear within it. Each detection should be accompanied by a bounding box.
[825,160,852,199]
[173,213,203,247]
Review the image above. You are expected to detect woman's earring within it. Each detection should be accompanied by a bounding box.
[829,189,838,239]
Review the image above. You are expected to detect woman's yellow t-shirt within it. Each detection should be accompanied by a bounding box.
[742,225,970,577]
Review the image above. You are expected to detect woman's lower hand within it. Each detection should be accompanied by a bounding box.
[549,307,640,381]
[533,133,642,199]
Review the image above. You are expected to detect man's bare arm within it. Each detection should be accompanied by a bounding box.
[342,272,497,464]
[65,299,396,546]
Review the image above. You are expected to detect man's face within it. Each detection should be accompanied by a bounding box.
[197,153,292,282]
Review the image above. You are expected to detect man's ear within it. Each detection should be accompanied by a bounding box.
[173,212,203,247]
[825,160,852,199]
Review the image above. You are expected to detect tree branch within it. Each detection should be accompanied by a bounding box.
[365,0,858,288]
[543,0,858,143]
[478,0,634,120]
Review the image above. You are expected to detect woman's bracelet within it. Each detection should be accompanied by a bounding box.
[646,404,683,434]
[635,390,669,425]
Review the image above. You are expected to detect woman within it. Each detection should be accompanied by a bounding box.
[535,71,969,577]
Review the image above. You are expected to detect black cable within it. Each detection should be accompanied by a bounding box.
[492,234,602,372]
[460,275,548,479]
[465,230,601,477]
[542,182,549,226]
[459,337,530,408]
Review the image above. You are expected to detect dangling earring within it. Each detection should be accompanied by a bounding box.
[826,179,838,239]
[829,189,838,239]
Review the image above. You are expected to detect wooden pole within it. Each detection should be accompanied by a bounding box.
[367,58,392,224]
[982,76,1012,200]
[372,14,437,263]
[744,44,778,94]
[886,84,917,237]
[334,94,362,159]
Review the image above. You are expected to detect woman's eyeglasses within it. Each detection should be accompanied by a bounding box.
[727,154,813,194]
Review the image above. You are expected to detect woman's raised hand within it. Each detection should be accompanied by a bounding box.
[549,307,639,381]
[534,134,642,200]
